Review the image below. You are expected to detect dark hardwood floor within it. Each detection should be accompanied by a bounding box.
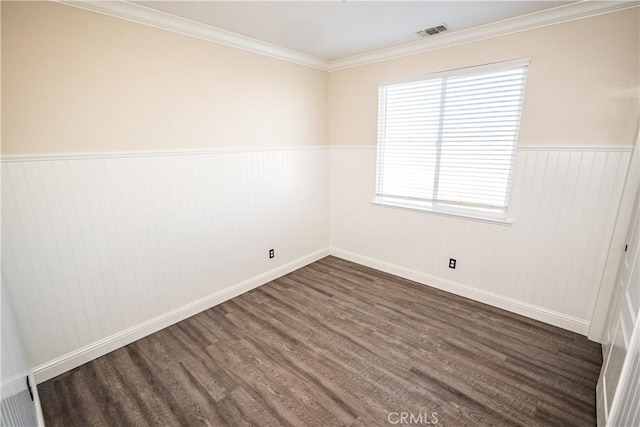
[38,256,602,426]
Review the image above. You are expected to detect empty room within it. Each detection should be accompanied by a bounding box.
[1,1,639,426]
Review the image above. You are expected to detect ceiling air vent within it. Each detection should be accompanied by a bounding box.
[417,24,450,38]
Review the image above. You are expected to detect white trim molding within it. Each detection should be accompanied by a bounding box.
[517,145,634,152]
[56,0,328,70]
[329,144,633,152]
[3,144,629,162]
[328,145,377,151]
[32,248,330,383]
[330,247,591,335]
[31,372,46,427]
[55,0,637,72]
[0,145,329,163]
[371,199,514,226]
[328,1,638,71]
[0,373,43,426]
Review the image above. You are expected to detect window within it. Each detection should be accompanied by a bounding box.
[375,59,528,223]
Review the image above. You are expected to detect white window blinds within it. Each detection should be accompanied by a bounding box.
[376,60,528,218]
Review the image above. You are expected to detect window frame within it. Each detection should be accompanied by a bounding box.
[372,58,529,225]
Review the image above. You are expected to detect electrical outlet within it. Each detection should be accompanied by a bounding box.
[449,258,456,269]
[269,249,275,259]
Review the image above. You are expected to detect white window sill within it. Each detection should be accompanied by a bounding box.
[371,198,513,226]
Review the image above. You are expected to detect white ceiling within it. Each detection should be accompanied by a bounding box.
[133,1,576,61]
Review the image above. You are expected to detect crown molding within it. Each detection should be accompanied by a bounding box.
[56,1,637,73]
[328,1,639,71]
[56,0,330,71]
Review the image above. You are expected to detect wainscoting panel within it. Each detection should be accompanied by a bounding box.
[329,146,631,335]
[1,147,329,378]
[1,279,42,426]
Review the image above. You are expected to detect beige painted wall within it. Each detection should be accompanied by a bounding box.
[3,3,638,154]
[329,8,640,147]
[1,1,328,154]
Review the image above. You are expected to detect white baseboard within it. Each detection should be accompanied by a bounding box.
[33,248,330,384]
[31,372,46,427]
[329,247,590,335]
[32,245,589,384]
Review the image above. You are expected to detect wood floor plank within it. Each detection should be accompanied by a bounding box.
[38,256,602,426]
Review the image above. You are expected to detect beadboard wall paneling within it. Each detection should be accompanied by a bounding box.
[0,377,38,427]
[329,146,631,334]
[1,279,41,426]
[1,147,329,379]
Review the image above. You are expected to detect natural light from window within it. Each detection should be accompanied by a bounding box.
[375,59,528,223]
